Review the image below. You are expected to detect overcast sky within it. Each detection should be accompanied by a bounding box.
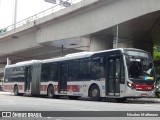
[0,0,82,29]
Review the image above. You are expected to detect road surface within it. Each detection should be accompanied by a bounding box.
[0,91,160,120]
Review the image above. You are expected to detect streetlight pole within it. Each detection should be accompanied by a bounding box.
[116,25,119,48]
[14,0,17,29]
[61,45,64,57]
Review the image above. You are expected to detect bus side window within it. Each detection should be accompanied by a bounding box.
[41,63,58,82]
[78,59,91,80]
[50,63,58,81]
[41,63,50,82]
[68,60,79,81]
[91,57,105,79]
[4,68,10,82]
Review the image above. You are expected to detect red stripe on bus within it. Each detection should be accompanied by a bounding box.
[54,85,58,92]
[67,85,80,92]
[18,85,23,90]
[40,85,48,91]
[3,85,13,91]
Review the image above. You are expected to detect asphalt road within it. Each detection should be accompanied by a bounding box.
[0,91,160,120]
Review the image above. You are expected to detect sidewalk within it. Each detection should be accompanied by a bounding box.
[140,97,160,101]
[0,91,13,95]
[127,97,160,103]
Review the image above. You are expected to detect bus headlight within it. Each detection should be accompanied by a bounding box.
[127,82,136,90]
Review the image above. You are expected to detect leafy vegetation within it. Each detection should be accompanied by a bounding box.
[153,50,160,60]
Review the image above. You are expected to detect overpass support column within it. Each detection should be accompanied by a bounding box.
[133,37,153,56]
[90,35,113,52]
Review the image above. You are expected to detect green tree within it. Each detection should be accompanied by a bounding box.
[153,50,160,60]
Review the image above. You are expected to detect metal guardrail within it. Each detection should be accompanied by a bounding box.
[0,29,6,35]
[0,0,82,35]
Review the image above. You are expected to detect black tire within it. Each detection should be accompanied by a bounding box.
[14,85,19,96]
[89,85,100,101]
[116,98,127,103]
[47,85,54,98]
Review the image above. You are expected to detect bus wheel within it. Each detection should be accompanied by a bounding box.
[116,98,127,103]
[14,85,19,96]
[89,85,100,101]
[47,85,54,98]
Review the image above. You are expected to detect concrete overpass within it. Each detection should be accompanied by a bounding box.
[0,0,160,77]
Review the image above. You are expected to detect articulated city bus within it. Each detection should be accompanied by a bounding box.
[3,48,156,102]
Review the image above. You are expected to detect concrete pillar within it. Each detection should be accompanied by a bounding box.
[113,37,133,48]
[90,35,113,52]
[133,37,153,56]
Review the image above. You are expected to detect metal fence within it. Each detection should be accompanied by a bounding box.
[0,0,82,35]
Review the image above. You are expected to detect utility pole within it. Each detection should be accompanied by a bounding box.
[14,0,17,29]
[116,25,119,48]
[60,39,65,57]
[7,58,11,65]
[61,45,64,57]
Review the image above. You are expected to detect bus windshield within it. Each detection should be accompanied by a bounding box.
[124,50,155,85]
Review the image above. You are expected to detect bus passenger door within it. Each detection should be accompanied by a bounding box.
[106,57,120,96]
[58,63,68,94]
